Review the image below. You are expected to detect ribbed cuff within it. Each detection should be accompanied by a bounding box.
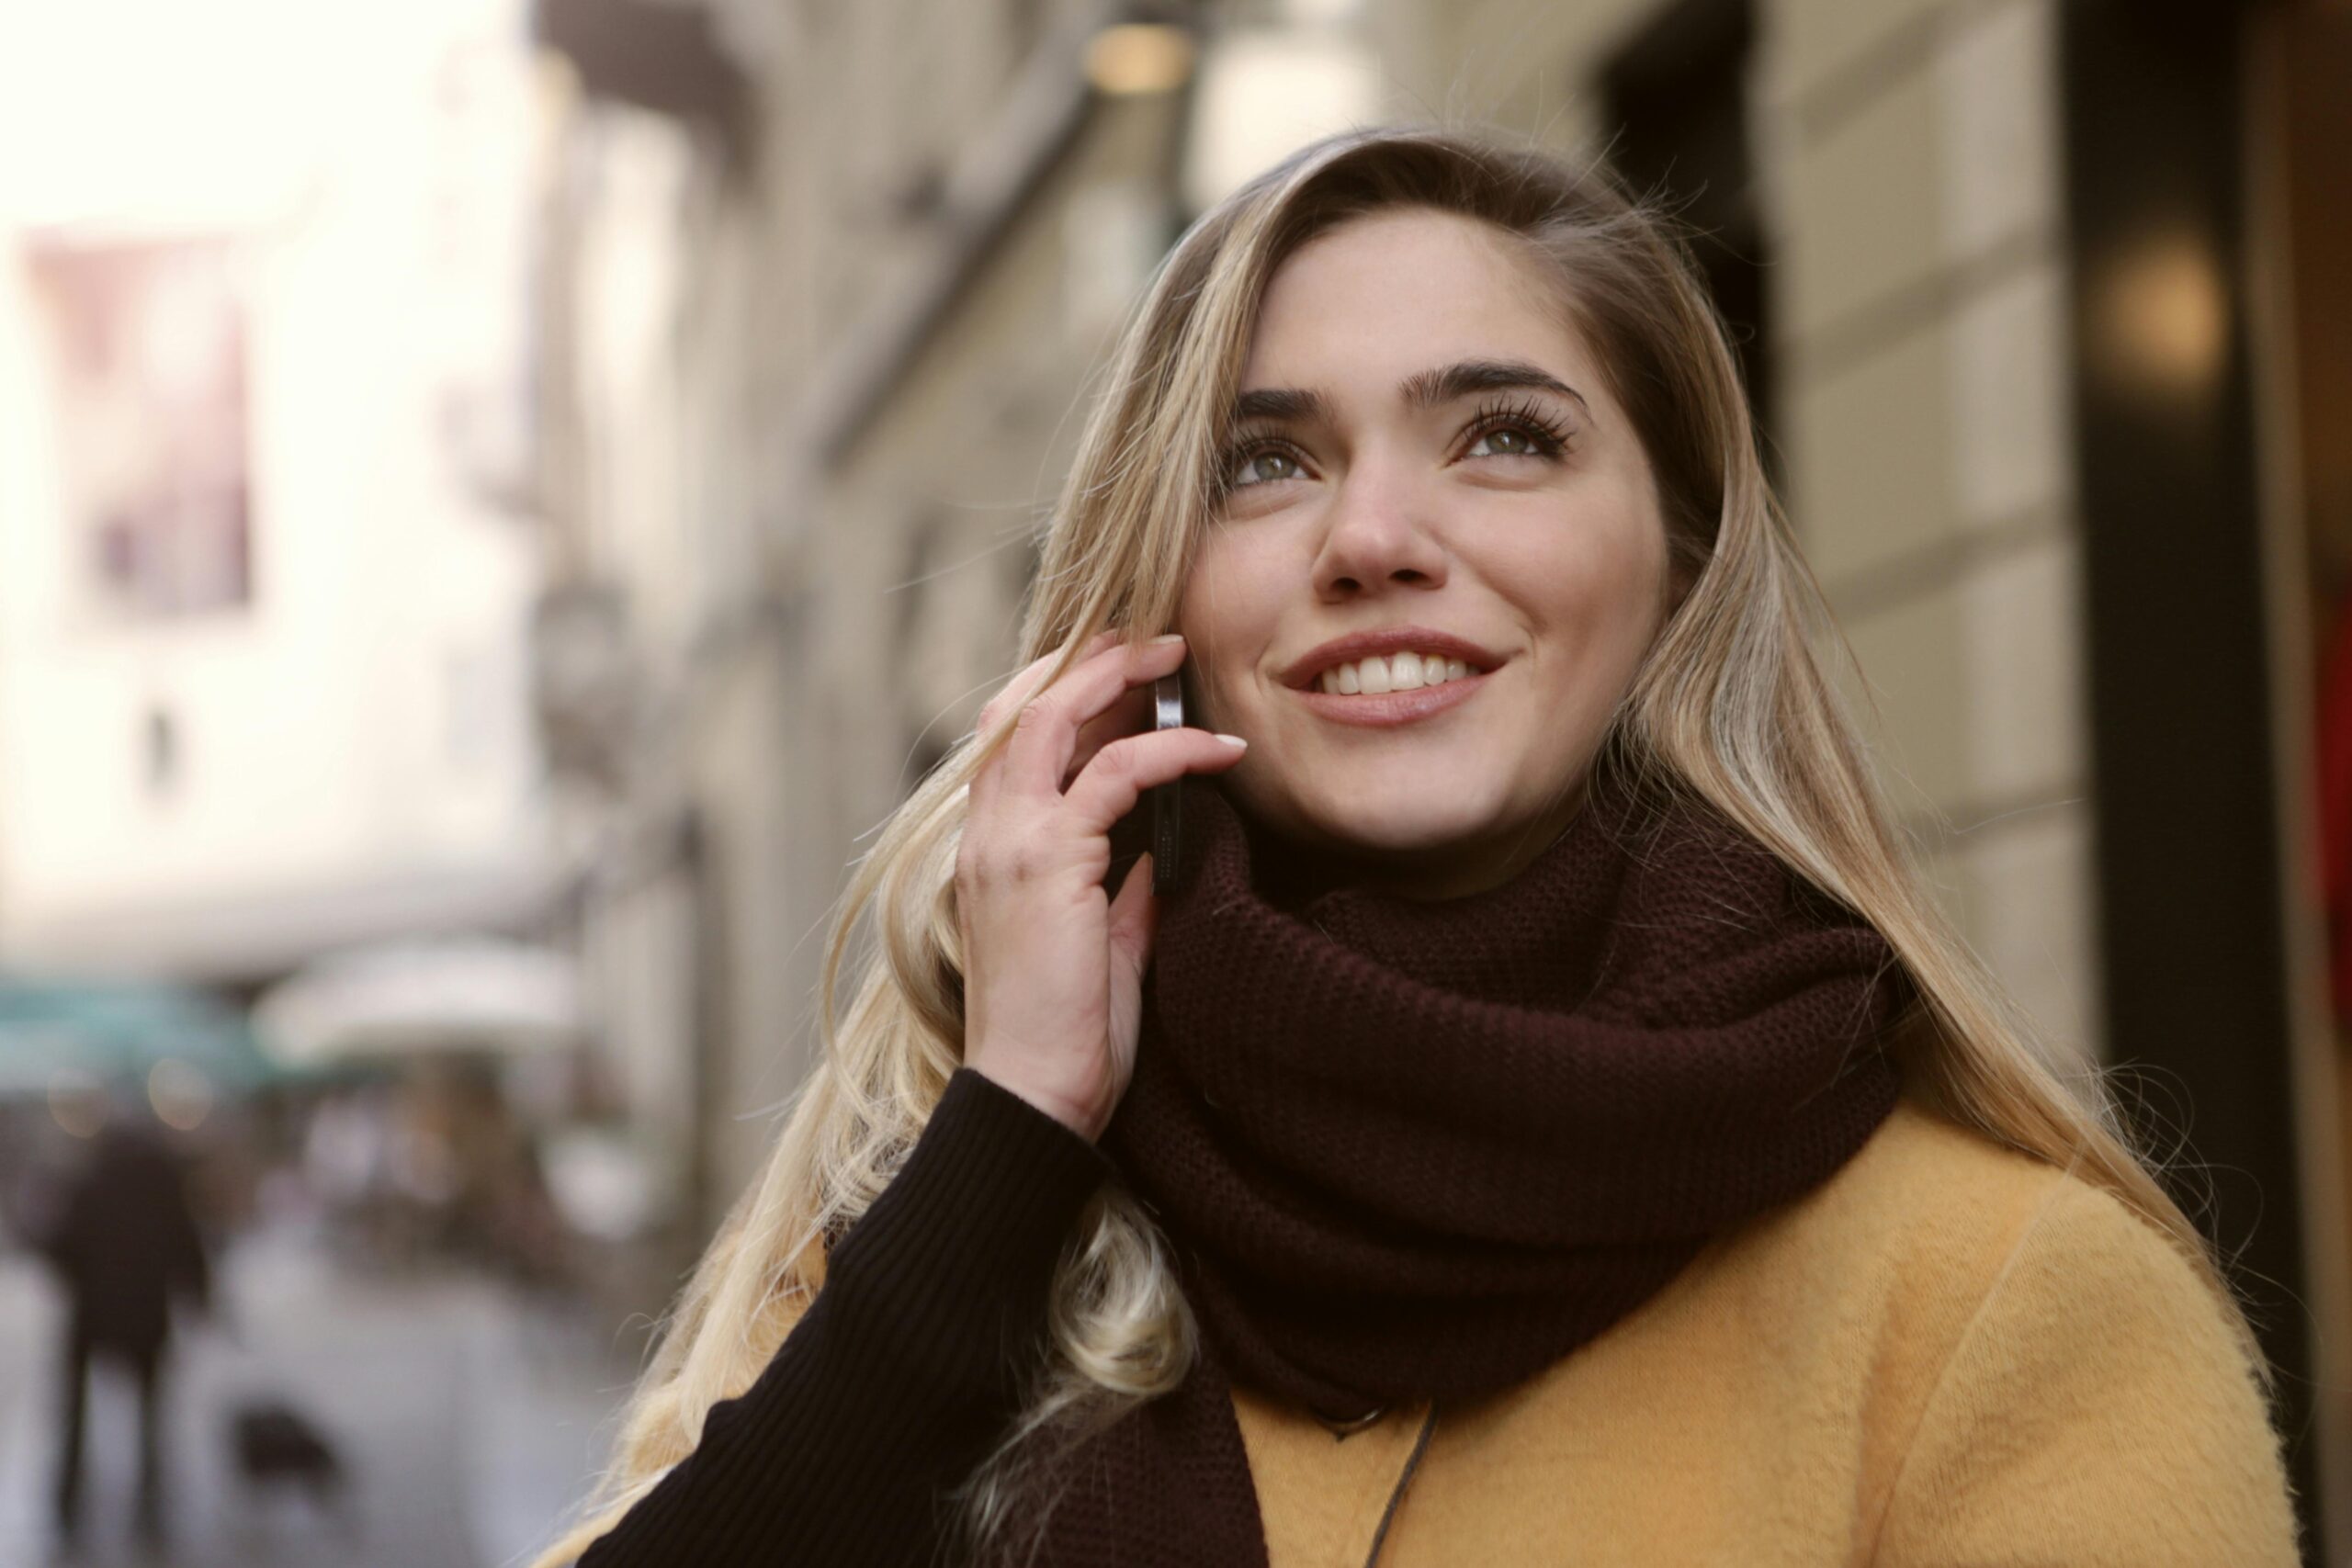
[829,1066,1118,1303]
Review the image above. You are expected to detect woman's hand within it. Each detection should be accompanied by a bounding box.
[956,631,1248,1142]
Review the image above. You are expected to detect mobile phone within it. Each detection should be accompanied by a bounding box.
[1150,673,1183,895]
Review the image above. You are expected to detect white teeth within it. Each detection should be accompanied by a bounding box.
[1313,652,1482,695]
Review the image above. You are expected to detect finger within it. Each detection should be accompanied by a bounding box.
[971,630,1122,815]
[1060,727,1247,837]
[1002,635,1188,801]
[1062,683,1155,791]
[977,629,1123,735]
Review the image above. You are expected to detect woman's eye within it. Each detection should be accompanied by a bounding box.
[1465,423,1545,459]
[1230,447,1303,487]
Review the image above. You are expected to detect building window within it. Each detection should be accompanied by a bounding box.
[27,237,254,624]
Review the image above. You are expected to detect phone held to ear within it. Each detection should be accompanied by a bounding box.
[1150,673,1183,895]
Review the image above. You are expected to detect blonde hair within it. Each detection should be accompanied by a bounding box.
[533,126,2264,1566]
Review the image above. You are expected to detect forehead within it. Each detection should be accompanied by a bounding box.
[1240,208,1591,393]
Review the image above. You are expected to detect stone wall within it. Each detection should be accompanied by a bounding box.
[1766,0,2098,1063]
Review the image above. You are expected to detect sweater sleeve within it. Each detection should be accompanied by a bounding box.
[576,1067,1115,1567]
[1870,1177,2303,1567]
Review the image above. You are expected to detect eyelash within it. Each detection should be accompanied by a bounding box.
[1219,397,1573,490]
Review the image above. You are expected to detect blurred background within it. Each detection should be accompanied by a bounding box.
[0,0,2345,1562]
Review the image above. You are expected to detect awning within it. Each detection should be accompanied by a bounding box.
[0,977,279,1099]
[254,937,585,1069]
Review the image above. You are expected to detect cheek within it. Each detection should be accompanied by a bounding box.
[1505,520,1665,651]
[1176,532,1287,717]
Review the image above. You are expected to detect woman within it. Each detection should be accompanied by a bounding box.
[537,128,2301,1566]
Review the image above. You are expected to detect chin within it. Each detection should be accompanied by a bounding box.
[1270,774,1525,860]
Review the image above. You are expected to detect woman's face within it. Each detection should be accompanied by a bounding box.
[1176,208,1675,898]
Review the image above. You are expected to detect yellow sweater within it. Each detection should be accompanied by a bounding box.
[1231,1098,2301,1567]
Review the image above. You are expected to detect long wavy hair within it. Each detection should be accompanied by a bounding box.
[533,125,2265,1566]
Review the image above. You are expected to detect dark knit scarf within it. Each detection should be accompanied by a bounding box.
[1026,765,1913,1567]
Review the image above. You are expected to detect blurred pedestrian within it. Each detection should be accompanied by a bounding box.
[34,1101,214,1550]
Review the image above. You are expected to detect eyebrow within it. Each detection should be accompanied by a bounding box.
[1227,357,1589,430]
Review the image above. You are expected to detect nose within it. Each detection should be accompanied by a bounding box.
[1309,465,1449,602]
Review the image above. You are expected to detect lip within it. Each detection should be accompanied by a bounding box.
[1277,625,1509,689]
[1292,668,1492,728]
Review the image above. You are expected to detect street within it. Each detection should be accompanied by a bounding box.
[0,1223,635,1568]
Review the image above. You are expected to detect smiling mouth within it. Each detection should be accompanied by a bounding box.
[1293,663,1493,728]
[1281,625,1505,694]
[1312,650,1475,696]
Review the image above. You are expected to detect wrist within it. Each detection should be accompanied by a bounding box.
[966,1058,1109,1143]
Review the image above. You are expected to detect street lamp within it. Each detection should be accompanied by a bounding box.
[1085,22,1197,96]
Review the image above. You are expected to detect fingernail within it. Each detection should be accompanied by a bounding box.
[1149,632,1186,645]
[1215,733,1247,748]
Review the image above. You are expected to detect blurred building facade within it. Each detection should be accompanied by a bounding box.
[526,0,1198,1240]
[0,0,553,981]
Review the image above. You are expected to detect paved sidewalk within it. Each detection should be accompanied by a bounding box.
[0,1225,639,1568]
